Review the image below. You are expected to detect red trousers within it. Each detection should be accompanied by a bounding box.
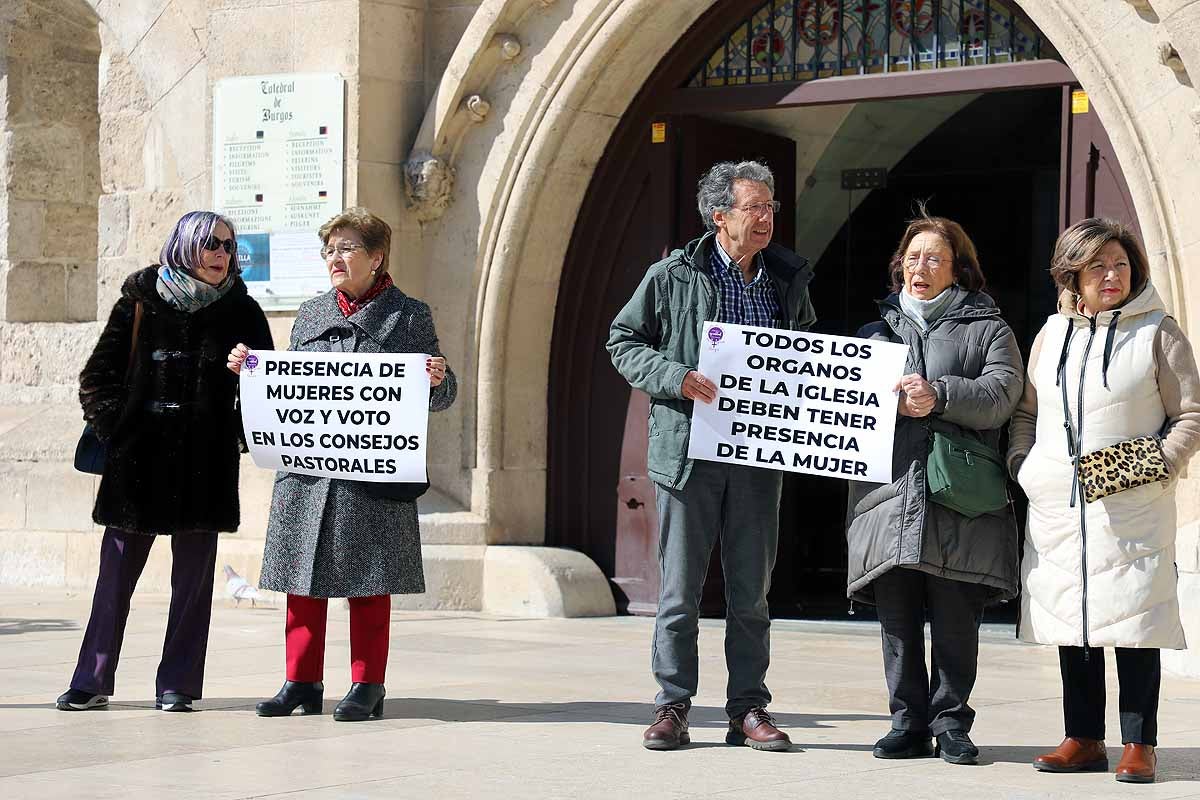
[285,594,390,684]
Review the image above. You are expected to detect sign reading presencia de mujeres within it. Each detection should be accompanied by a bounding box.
[239,350,430,483]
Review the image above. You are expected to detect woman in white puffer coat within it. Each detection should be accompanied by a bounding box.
[1007,218,1200,785]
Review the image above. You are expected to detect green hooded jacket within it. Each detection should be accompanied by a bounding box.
[606,231,816,489]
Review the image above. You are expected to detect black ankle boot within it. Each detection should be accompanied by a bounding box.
[256,681,324,717]
[333,683,385,722]
[935,730,979,765]
[873,728,934,759]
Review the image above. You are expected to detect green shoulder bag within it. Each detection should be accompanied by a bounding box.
[925,430,1009,519]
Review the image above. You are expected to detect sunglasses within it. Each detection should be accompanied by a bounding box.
[202,235,236,255]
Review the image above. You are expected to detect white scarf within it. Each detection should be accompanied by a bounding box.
[898,285,961,331]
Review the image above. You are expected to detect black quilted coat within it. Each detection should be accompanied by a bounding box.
[79,266,273,534]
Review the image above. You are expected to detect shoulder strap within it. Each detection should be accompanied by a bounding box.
[124,301,143,383]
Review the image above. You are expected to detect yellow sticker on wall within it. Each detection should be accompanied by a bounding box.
[1071,90,1089,114]
[651,122,666,143]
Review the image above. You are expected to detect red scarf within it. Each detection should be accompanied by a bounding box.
[337,273,394,317]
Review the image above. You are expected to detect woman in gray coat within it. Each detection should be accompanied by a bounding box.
[845,214,1023,765]
[227,208,456,722]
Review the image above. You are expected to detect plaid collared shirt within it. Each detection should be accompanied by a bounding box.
[708,239,782,328]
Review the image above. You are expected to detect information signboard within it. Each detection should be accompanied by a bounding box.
[213,73,345,309]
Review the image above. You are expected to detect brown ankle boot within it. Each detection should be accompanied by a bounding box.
[643,703,689,750]
[1033,737,1108,772]
[1115,743,1156,783]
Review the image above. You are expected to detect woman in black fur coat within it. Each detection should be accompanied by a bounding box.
[56,211,273,713]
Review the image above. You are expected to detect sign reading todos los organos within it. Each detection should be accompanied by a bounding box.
[687,322,909,483]
[239,351,430,482]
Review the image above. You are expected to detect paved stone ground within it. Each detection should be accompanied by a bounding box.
[1,588,1198,799]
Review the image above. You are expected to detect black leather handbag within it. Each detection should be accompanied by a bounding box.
[73,302,143,475]
[359,479,429,502]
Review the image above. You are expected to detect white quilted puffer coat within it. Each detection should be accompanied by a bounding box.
[1014,283,1185,649]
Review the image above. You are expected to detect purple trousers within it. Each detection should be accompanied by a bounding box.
[70,527,218,700]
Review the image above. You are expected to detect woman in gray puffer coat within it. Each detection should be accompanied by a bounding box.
[845,215,1023,765]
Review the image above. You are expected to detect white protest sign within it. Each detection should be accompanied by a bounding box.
[239,350,430,482]
[687,322,909,483]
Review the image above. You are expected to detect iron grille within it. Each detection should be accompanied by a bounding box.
[687,0,1059,87]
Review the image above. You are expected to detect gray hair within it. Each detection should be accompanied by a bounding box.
[159,210,241,276]
[696,161,776,231]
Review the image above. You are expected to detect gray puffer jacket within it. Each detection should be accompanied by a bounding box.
[845,290,1023,605]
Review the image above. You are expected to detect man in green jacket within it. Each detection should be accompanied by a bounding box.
[607,160,816,751]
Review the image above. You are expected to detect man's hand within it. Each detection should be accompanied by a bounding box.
[896,373,937,418]
[682,370,717,404]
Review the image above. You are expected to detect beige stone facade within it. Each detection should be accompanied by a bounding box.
[1,0,1199,666]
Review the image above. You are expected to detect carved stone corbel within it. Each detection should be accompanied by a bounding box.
[1157,39,1190,83]
[404,30,526,221]
[404,154,456,223]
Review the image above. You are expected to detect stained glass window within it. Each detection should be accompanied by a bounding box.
[689,0,1058,87]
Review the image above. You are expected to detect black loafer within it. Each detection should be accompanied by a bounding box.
[333,683,385,722]
[256,681,324,717]
[935,730,979,765]
[873,728,933,759]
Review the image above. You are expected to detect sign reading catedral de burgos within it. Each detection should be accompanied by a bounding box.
[213,73,346,310]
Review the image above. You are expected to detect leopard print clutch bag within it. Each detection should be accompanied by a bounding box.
[1076,436,1171,504]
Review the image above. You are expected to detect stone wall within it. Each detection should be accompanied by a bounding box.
[0,0,101,402]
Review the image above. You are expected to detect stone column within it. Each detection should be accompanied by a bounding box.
[0,0,100,325]
[0,0,101,402]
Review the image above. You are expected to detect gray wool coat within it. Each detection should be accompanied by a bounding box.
[258,285,457,598]
[845,290,1023,606]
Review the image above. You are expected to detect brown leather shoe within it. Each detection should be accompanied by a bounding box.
[643,703,689,750]
[1032,737,1108,772]
[1115,743,1156,783]
[726,706,792,751]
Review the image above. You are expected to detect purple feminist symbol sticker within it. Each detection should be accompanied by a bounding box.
[244,354,259,372]
[707,326,724,349]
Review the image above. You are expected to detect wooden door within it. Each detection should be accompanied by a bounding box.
[1060,86,1143,239]
[611,116,798,616]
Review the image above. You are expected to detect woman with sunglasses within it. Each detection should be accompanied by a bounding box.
[56,211,273,713]
[228,207,456,722]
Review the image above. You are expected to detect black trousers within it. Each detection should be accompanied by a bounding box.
[874,568,988,735]
[70,527,219,699]
[1060,646,1160,746]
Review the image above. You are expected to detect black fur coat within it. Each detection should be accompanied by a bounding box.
[80,267,273,534]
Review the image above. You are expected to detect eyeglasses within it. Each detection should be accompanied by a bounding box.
[320,243,367,260]
[904,254,949,270]
[734,201,782,217]
[202,235,236,255]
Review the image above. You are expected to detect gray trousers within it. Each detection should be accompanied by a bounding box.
[874,568,987,735]
[652,459,782,717]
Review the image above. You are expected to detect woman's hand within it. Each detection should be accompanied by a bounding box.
[227,343,250,375]
[896,373,937,418]
[427,357,448,387]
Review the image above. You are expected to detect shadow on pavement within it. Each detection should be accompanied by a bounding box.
[0,617,78,635]
[0,697,890,731]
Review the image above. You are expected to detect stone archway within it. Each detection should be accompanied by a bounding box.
[419,0,1193,544]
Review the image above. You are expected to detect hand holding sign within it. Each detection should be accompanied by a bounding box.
[227,342,252,375]
[682,370,717,403]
